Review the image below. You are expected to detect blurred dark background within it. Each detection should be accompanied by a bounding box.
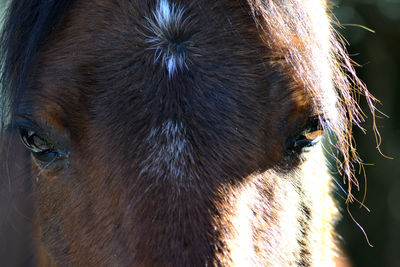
[333,0,400,266]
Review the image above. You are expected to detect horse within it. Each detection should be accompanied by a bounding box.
[0,0,377,266]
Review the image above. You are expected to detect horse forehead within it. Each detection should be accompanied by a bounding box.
[35,0,277,117]
[33,0,328,140]
[38,0,264,86]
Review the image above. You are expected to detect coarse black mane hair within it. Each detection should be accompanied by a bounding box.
[0,0,72,133]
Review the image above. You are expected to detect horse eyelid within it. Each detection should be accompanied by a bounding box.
[304,129,324,140]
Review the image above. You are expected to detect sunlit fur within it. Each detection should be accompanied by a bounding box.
[0,0,377,266]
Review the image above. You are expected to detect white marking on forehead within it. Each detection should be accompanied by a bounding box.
[146,0,189,77]
[162,119,180,135]
[142,120,193,184]
[158,0,172,27]
[166,56,177,76]
[162,120,186,155]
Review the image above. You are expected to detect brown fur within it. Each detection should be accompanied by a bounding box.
[0,0,376,266]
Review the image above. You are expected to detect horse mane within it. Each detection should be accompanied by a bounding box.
[0,0,71,133]
[247,0,379,202]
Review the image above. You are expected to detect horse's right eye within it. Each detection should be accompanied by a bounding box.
[18,127,60,163]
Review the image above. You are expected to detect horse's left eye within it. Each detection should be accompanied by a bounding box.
[293,129,323,149]
[286,120,324,154]
[18,127,59,163]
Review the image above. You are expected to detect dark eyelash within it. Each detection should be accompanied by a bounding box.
[285,116,325,155]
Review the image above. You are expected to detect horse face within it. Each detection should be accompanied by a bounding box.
[16,0,332,265]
